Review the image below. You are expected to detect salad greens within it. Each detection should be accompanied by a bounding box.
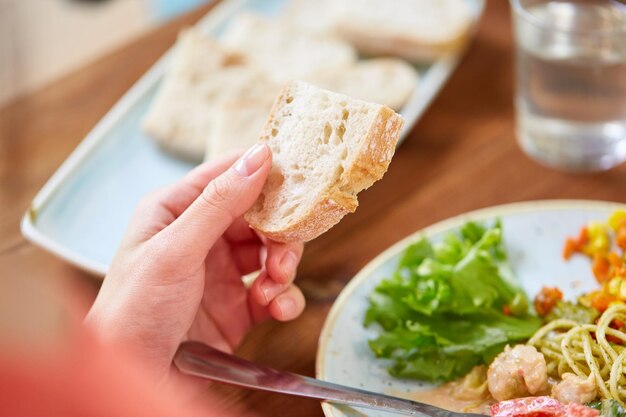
[587,400,626,417]
[365,220,541,382]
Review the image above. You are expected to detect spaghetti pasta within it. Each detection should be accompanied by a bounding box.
[528,304,626,405]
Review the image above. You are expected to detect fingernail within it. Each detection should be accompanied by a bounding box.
[234,143,269,176]
[261,279,284,305]
[280,251,298,279]
[276,295,296,318]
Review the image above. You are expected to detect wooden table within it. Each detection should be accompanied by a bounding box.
[1,0,625,415]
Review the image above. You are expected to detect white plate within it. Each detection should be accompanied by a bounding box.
[21,0,485,275]
[316,200,625,417]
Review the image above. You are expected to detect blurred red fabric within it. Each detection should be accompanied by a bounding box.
[0,331,217,417]
[0,277,246,417]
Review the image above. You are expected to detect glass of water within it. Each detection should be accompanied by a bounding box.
[510,0,626,171]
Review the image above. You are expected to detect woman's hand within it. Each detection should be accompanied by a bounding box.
[85,144,305,385]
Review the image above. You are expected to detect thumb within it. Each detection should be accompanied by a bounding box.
[160,143,271,261]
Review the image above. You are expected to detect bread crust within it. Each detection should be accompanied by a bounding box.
[340,106,403,192]
[251,197,353,242]
[335,27,470,62]
[333,0,473,63]
[245,82,404,242]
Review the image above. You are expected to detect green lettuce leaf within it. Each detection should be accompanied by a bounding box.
[365,220,541,382]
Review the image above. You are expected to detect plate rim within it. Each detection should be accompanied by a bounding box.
[316,198,625,417]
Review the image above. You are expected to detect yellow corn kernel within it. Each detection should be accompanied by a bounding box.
[608,277,622,295]
[609,210,626,231]
[585,222,609,253]
[587,221,606,238]
[609,300,626,308]
[585,239,609,256]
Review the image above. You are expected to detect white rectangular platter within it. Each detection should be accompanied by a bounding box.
[21,0,485,276]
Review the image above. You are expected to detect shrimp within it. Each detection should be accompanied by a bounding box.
[487,345,548,401]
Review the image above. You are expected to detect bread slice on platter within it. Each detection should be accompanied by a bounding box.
[332,0,473,62]
[315,58,419,110]
[220,13,357,84]
[244,80,404,242]
[142,28,279,161]
[205,99,274,161]
[279,0,336,34]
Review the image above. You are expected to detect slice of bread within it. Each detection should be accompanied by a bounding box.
[220,13,357,84]
[142,28,279,161]
[314,58,419,110]
[332,0,473,62]
[279,0,336,34]
[205,99,274,161]
[244,80,404,242]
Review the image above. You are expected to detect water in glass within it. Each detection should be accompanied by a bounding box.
[513,0,626,171]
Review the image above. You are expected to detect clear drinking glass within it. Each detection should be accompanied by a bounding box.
[510,0,626,171]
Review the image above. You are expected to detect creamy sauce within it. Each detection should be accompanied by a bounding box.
[387,367,495,416]
[389,385,493,415]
